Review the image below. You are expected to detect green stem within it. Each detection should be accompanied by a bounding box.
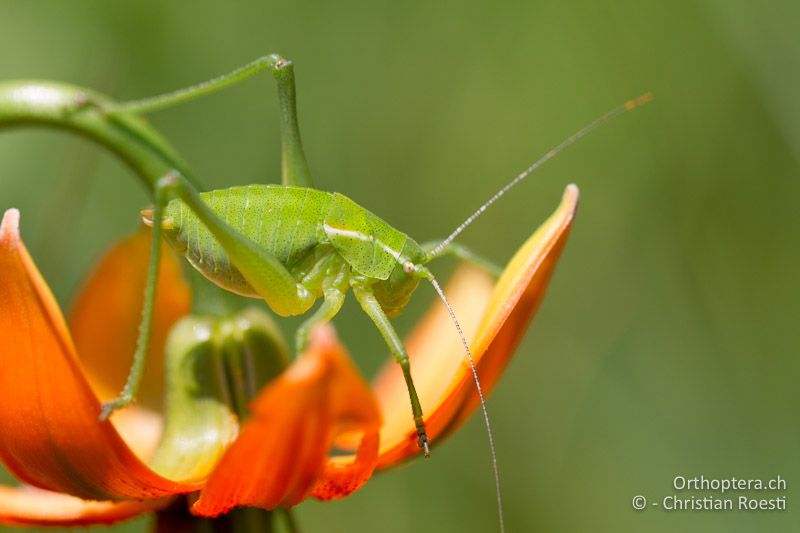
[0,80,198,191]
[0,79,251,310]
[281,508,301,533]
[227,506,276,533]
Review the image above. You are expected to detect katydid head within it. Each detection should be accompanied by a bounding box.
[371,238,427,317]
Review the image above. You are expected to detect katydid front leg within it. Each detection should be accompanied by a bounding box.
[99,179,170,420]
[351,279,430,458]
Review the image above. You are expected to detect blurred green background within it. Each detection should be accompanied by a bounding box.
[1,0,798,531]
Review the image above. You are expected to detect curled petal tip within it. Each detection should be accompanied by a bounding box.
[562,184,580,210]
[0,208,20,240]
[559,184,579,224]
[564,183,579,199]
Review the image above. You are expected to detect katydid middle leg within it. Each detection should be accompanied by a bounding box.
[351,279,431,457]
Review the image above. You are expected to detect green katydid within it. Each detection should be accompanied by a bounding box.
[96,54,650,530]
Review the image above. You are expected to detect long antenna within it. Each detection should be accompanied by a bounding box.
[428,93,652,260]
[426,273,505,533]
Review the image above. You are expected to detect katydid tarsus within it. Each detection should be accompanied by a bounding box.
[98,54,651,530]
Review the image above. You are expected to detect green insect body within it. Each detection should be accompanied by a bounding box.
[161,184,425,318]
[101,56,486,461]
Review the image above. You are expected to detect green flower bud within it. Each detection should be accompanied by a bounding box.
[149,307,289,481]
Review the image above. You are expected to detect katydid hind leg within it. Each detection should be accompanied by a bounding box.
[109,54,314,188]
[158,172,315,317]
[272,58,313,189]
[351,281,430,457]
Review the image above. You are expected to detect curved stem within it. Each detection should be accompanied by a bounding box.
[0,80,198,192]
[0,78,256,316]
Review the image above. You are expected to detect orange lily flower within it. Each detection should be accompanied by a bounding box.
[0,184,578,527]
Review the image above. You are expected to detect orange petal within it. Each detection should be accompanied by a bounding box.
[373,184,579,467]
[0,484,169,527]
[192,324,380,517]
[69,226,191,408]
[0,209,201,500]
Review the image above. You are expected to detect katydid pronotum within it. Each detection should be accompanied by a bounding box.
[97,54,650,531]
